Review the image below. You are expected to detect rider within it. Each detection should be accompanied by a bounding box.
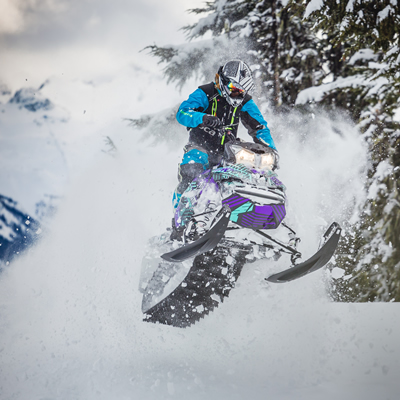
[173,59,277,209]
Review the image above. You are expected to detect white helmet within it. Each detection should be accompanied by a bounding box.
[218,60,255,107]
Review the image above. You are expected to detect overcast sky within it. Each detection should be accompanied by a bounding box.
[0,0,203,90]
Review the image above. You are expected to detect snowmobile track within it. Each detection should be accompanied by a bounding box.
[143,243,248,328]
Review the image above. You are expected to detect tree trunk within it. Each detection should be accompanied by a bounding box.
[271,0,281,109]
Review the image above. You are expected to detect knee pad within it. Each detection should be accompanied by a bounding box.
[182,148,209,169]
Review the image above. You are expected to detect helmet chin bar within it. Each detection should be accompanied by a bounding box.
[224,91,245,107]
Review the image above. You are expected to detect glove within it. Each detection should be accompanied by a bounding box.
[202,115,222,129]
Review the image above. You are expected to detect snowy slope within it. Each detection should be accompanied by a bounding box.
[1,91,399,399]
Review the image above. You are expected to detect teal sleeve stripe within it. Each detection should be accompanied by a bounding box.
[176,88,209,128]
[241,99,277,150]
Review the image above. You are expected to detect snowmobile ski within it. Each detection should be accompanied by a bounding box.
[266,222,341,283]
[161,207,231,262]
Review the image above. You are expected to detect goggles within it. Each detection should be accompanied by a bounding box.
[226,81,246,98]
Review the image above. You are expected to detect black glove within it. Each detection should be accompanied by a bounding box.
[202,115,222,128]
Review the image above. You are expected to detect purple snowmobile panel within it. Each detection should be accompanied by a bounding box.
[222,194,286,230]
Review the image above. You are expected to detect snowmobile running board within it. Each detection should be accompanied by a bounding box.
[266,222,342,283]
[161,207,231,262]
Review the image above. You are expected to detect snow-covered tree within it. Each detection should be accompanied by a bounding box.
[145,0,251,90]
[291,0,400,301]
[236,0,324,107]
[145,0,324,108]
[138,1,400,302]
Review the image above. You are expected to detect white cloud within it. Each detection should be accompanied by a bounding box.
[0,0,204,90]
[0,0,68,34]
[0,0,25,33]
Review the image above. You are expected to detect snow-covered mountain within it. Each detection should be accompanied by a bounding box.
[0,66,190,265]
[0,195,41,267]
[9,86,54,113]
[0,83,67,263]
[0,81,71,216]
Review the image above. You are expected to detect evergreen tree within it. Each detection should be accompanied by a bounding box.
[240,0,324,107]
[144,0,252,90]
[145,0,324,108]
[138,1,400,302]
[290,0,400,301]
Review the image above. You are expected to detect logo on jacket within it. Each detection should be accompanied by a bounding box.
[200,126,218,136]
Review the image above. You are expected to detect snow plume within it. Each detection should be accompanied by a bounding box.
[248,106,367,250]
[1,110,399,400]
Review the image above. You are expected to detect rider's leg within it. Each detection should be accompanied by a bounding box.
[172,146,210,209]
[170,146,210,241]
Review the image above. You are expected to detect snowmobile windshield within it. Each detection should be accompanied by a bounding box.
[230,144,277,171]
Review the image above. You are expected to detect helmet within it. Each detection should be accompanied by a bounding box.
[217,60,255,107]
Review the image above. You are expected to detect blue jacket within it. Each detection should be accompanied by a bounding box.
[176,83,276,150]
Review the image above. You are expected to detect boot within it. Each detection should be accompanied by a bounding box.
[170,218,184,242]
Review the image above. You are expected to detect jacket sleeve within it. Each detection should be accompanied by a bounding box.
[176,88,209,128]
[240,99,277,150]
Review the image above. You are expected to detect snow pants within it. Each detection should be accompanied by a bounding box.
[172,143,222,209]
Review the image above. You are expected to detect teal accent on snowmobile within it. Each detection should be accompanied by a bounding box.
[230,202,254,223]
[175,195,196,227]
[172,191,182,209]
[213,164,253,182]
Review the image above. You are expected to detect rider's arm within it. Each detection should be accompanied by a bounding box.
[176,88,209,128]
[240,99,277,150]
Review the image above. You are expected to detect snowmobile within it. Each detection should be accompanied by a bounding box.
[139,135,341,328]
